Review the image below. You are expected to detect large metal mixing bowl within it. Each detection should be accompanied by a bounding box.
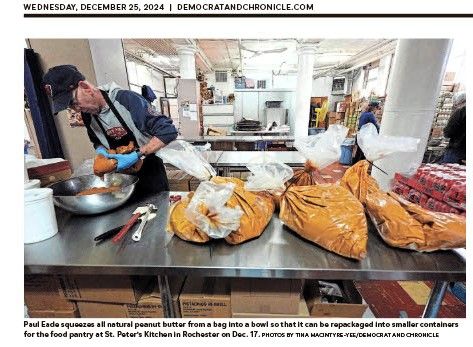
[49,173,139,215]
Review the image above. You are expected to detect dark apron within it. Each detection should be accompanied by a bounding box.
[93,90,169,197]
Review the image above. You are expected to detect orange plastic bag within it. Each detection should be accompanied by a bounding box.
[365,191,426,249]
[289,160,319,186]
[342,160,466,251]
[340,160,379,205]
[93,141,143,176]
[390,193,465,251]
[279,184,368,260]
[290,125,348,186]
[168,177,275,245]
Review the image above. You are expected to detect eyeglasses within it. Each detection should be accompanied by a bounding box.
[68,88,80,110]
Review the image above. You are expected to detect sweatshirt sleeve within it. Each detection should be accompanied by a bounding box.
[115,90,178,144]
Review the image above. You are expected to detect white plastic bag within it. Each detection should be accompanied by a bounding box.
[357,123,420,162]
[294,124,349,170]
[185,181,243,239]
[244,157,293,194]
[72,159,94,177]
[194,142,211,152]
[156,140,216,181]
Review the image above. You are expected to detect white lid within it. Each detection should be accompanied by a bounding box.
[24,188,53,202]
[24,179,41,190]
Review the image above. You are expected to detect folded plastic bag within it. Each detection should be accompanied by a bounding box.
[244,157,294,194]
[357,123,420,162]
[167,192,210,243]
[291,125,348,186]
[157,140,216,181]
[279,184,368,260]
[185,181,243,239]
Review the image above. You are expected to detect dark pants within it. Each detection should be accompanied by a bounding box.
[353,134,365,164]
[441,149,464,164]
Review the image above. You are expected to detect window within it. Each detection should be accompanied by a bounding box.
[332,77,345,92]
[215,71,227,83]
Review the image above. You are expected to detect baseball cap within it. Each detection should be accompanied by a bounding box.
[42,65,85,114]
[368,101,380,107]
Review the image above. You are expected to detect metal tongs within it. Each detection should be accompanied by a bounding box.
[132,204,156,242]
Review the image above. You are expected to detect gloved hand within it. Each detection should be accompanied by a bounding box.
[109,151,139,171]
[95,146,111,158]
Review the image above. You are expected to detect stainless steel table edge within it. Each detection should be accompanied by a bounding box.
[23,265,466,282]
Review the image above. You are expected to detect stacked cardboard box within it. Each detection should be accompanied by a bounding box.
[231,278,308,318]
[75,277,185,318]
[167,170,193,191]
[336,102,347,113]
[328,112,344,125]
[24,275,79,318]
[180,277,232,318]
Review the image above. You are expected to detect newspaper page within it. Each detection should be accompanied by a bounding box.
[6,0,473,346]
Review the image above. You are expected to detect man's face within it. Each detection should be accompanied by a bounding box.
[69,82,101,114]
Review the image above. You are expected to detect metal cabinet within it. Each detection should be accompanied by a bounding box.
[234,89,295,126]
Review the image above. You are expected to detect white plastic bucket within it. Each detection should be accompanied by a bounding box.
[24,188,58,244]
[24,179,41,190]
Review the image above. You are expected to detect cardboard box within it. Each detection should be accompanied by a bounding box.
[336,102,347,113]
[306,297,367,318]
[27,160,72,187]
[231,278,303,314]
[76,277,185,318]
[127,277,185,318]
[304,280,367,318]
[28,308,79,318]
[77,301,128,318]
[232,298,309,318]
[60,275,153,304]
[167,170,192,191]
[180,277,231,318]
[24,275,76,311]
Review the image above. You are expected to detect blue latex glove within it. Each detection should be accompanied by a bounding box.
[109,151,139,171]
[95,146,111,158]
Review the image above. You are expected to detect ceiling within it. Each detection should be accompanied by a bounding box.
[122,39,396,77]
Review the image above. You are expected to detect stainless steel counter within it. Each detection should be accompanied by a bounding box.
[179,136,261,142]
[230,130,290,135]
[216,151,305,167]
[258,135,295,141]
[24,191,465,281]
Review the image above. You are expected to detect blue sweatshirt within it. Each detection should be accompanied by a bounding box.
[115,90,177,144]
[358,111,379,132]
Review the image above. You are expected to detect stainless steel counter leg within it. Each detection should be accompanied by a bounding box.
[422,281,448,318]
[158,275,175,318]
